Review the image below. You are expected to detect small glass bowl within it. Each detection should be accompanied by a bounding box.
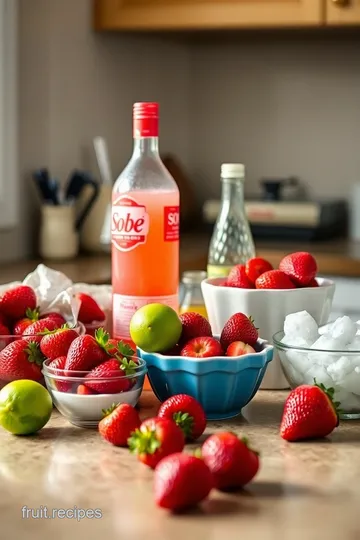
[273,330,360,420]
[42,357,147,428]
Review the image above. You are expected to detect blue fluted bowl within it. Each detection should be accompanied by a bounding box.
[137,339,273,420]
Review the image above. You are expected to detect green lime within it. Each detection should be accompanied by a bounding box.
[130,303,182,353]
[0,380,53,435]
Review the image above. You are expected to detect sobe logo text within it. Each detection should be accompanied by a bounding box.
[112,196,150,252]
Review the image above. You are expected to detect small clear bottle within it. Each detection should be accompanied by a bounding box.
[179,271,208,318]
[207,163,255,279]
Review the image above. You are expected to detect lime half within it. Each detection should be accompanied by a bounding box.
[130,303,182,353]
[0,380,53,435]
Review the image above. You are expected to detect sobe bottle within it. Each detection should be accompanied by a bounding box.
[111,102,180,340]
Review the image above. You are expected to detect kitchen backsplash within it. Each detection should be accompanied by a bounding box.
[2,0,360,263]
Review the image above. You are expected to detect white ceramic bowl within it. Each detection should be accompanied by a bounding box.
[201,277,336,389]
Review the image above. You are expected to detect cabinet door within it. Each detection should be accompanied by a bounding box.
[326,0,360,24]
[94,0,323,31]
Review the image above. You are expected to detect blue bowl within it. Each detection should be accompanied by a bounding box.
[137,339,273,420]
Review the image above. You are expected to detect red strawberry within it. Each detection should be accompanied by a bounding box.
[226,341,255,356]
[179,312,212,342]
[77,293,105,324]
[105,338,135,358]
[84,357,137,394]
[48,355,70,392]
[154,452,213,511]
[0,285,37,321]
[220,312,258,350]
[77,384,96,395]
[201,431,260,490]
[99,403,141,446]
[157,394,206,441]
[13,308,40,335]
[128,417,185,469]
[0,339,44,382]
[227,265,253,289]
[40,312,67,326]
[245,257,273,284]
[307,278,319,288]
[0,322,11,347]
[280,383,339,442]
[180,336,223,358]
[23,317,61,343]
[65,330,108,372]
[40,327,78,360]
[255,269,296,290]
[279,251,317,287]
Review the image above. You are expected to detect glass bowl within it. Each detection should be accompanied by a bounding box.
[273,329,360,420]
[42,357,147,428]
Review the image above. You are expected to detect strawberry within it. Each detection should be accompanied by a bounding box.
[84,357,137,394]
[154,452,213,511]
[279,251,317,287]
[280,383,339,442]
[0,285,37,321]
[23,317,61,343]
[245,257,273,284]
[201,431,260,490]
[307,278,319,288]
[0,339,44,382]
[77,384,96,395]
[40,312,67,326]
[99,403,141,446]
[220,312,258,350]
[255,269,295,290]
[180,336,223,358]
[226,341,255,356]
[40,327,78,360]
[179,312,212,342]
[48,355,70,392]
[0,322,11,346]
[157,394,206,441]
[105,339,135,358]
[13,308,40,335]
[227,265,253,289]
[64,330,109,372]
[77,293,105,324]
[128,417,185,469]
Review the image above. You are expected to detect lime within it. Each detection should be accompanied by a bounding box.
[130,303,182,353]
[0,380,53,435]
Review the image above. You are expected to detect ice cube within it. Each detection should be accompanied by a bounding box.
[327,356,354,384]
[308,334,344,367]
[329,316,357,346]
[281,335,311,347]
[338,370,360,395]
[347,337,360,351]
[283,311,319,344]
[303,365,333,387]
[285,349,311,375]
[334,387,360,411]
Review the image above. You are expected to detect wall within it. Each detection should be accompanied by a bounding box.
[1,0,190,263]
[189,34,360,203]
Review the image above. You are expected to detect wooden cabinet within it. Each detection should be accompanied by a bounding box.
[326,0,360,24]
[94,0,323,31]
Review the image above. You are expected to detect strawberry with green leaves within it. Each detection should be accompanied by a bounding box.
[40,327,78,360]
[0,285,37,321]
[0,338,45,382]
[64,329,110,372]
[13,307,40,336]
[23,317,61,343]
[157,394,206,441]
[84,356,138,394]
[99,403,141,446]
[128,417,185,469]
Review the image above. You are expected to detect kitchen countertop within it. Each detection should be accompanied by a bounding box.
[1,389,360,540]
[0,234,360,285]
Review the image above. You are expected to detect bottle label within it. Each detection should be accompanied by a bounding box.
[207,265,233,279]
[112,195,150,252]
[164,206,180,241]
[112,293,179,339]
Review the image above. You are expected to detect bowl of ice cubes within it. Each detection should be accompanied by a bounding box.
[273,311,360,419]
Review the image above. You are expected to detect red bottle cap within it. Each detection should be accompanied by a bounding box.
[133,102,159,138]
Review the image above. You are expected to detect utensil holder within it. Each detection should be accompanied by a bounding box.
[39,206,79,260]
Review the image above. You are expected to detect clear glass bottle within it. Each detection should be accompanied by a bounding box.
[179,271,208,318]
[207,163,255,278]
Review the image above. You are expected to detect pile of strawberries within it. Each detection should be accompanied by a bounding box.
[168,311,259,357]
[222,251,318,289]
[98,393,260,511]
[0,284,133,393]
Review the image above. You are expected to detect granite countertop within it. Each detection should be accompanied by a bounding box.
[0,234,360,285]
[1,390,360,540]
